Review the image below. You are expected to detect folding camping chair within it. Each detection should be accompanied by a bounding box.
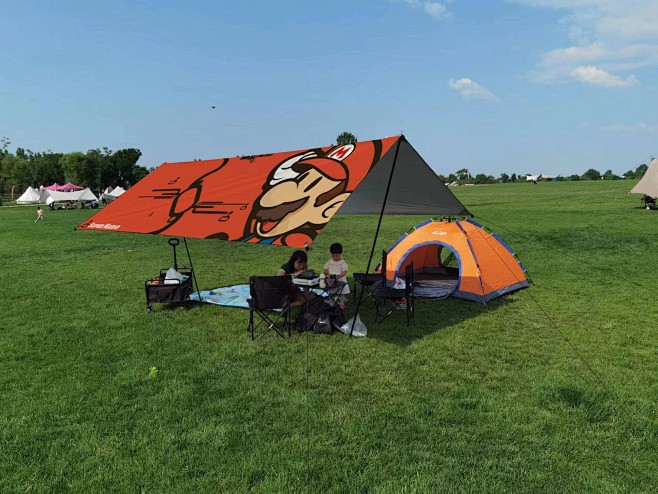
[352,272,381,306]
[375,258,415,326]
[642,195,656,209]
[247,275,292,340]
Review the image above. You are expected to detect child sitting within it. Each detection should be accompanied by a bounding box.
[323,242,350,310]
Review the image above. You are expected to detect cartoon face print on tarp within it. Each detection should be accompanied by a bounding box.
[77,137,396,248]
[240,142,382,246]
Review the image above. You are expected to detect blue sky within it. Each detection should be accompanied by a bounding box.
[1,0,657,176]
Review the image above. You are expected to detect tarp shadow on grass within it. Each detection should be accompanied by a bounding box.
[362,296,515,347]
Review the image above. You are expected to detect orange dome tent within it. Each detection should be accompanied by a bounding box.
[378,219,528,304]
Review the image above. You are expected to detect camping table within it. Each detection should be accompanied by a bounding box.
[293,278,348,330]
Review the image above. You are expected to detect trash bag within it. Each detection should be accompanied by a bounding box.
[339,314,367,337]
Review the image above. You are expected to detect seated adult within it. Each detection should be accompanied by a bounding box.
[278,250,308,278]
[278,250,316,307]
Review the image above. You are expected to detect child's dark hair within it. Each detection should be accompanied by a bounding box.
[330,243,343,254]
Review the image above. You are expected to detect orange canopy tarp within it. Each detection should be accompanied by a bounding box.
[77,136,470,248]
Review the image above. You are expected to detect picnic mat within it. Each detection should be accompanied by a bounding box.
[189,284,326,309]
[189,284,252,308]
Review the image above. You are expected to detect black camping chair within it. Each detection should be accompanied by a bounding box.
[642,195,656,209]
[375,258,415,326]
[352,272,381,306]
[247,275,292,340]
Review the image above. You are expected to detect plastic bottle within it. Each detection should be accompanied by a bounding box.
[319,273,326,288]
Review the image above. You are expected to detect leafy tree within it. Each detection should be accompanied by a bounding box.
[336,132,357,145]
[582,168,601,181]
[0,154,29,199]
[568,174,581,181]
[132,165,150,183]
[456,168,470,182]
[447,173,457,182]
[499,173,510,183]
[112,148,143,186]
[635,163,648,178]
[0,139,147,198]
[86,148,113,191]
[474,173,495,184]
[39,151,64,185]
[59,152,93,186]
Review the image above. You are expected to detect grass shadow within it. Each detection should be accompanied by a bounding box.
[538,386,615,424]
[146,300,200,314]
[358,295,515,347]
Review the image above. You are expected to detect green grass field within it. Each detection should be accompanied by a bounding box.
[1,180,657,493]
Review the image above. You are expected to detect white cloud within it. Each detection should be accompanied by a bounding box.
[508,0,658,87]
[401,0,452,21]
[448,78,499,101]
[423,2,450,20]
[570,65,638,87]
[603,122,658,133]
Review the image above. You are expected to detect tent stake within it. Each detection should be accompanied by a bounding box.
[351,135,404,336]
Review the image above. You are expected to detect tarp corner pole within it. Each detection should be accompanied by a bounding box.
[183,237,202,302]
[350,135,404,336]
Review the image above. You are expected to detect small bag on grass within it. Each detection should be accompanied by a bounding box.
[313,312,333,334]
[297,312,318,332]
[339,314,367,337]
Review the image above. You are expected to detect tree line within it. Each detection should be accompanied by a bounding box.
[0,137,150,199]
[334,132,650,185]
[437,164,649,185]
[1,130,650,199]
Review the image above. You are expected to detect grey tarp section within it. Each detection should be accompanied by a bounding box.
[338,137,470,216]
[630,158,658,199]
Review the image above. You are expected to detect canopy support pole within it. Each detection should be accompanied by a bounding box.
[183,237,202,301]
[350,135,404,336]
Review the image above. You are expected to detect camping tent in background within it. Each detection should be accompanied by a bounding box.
[630,157,658,200]
[77,136,470,247]
[61,182,84,191]
[44,182,84,192]
[16,186,42,204]
[41,188,99,205]
[378,219,528,303]
[107,186,125,202]
[100,186,125,204]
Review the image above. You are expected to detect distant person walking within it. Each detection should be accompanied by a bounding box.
[35,207,44,223]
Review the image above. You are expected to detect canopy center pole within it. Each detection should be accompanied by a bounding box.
[350,135,404,336]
